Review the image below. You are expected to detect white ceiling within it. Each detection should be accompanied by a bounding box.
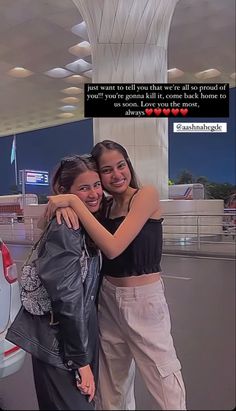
[0,0,235,138]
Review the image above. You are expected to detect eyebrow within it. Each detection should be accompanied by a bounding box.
[78,180,101,188]
[101,160,125,169]
[100,165,111,169]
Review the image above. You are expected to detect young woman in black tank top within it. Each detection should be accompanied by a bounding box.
[46,140,186,410]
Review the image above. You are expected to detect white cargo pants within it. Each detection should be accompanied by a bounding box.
[95,277,186,410]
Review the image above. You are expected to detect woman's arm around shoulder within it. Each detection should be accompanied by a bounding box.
[78,185,160,258]
[46,186,161,259]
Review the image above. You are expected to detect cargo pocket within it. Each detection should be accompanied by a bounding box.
[157,359,186,410]
[157,358,181,377]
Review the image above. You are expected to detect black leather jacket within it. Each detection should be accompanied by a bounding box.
[6,219,101,370]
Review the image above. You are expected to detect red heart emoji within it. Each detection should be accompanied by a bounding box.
[171,108,179,116]
[145,108,153,116]
[180,108,188,116]
[163,108,170,116]
[154,108,162,116]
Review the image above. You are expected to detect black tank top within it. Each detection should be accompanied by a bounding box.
[101,191,163,277]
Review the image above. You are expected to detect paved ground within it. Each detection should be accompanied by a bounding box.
[0,246,235,410]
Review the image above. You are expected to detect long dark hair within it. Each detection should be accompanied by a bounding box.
[91,140,140,189]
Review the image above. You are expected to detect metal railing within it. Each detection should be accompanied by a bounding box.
[0,215,41,244]
[0,212,235,256]
[162,212,235,256]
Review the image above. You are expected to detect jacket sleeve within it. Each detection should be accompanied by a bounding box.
[37,220,89,369]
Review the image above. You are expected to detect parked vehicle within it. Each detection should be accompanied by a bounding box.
[169,183,205,200]
[0,239,26,378]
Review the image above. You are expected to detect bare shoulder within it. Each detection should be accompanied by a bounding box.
[128,185,160,216]
[136,185,160,200]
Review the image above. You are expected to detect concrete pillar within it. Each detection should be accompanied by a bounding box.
[73,0,179,198]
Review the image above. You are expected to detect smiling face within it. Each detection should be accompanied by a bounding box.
[69,170,103,213]
[98,149,132,194]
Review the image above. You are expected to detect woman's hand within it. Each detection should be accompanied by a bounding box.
[76,364,95,403]
[56,207,80,230]
[44,194,76,222]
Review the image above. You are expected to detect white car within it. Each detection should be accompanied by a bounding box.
[0,239,26,378]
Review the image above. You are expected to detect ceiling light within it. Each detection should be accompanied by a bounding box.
[65,75,87,84]
[59,105,77,112]
[60,97,79,104]
[8,67,33,78]
[69,41,91,58]
[66,59,92,73]
[45,68,72,78]
[195,69,221,80]
[57,113,75,119]
[167,68,184,79]
[71,21,89,40]
[61,87,83,95]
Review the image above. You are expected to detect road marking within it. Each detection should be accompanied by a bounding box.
[163,253,235,261]
[162,274,191,280]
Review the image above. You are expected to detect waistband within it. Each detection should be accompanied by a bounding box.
[102,276,164,298]
[105,272,161,287]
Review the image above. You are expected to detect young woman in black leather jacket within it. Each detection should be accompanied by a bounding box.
[7,155,103,410]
